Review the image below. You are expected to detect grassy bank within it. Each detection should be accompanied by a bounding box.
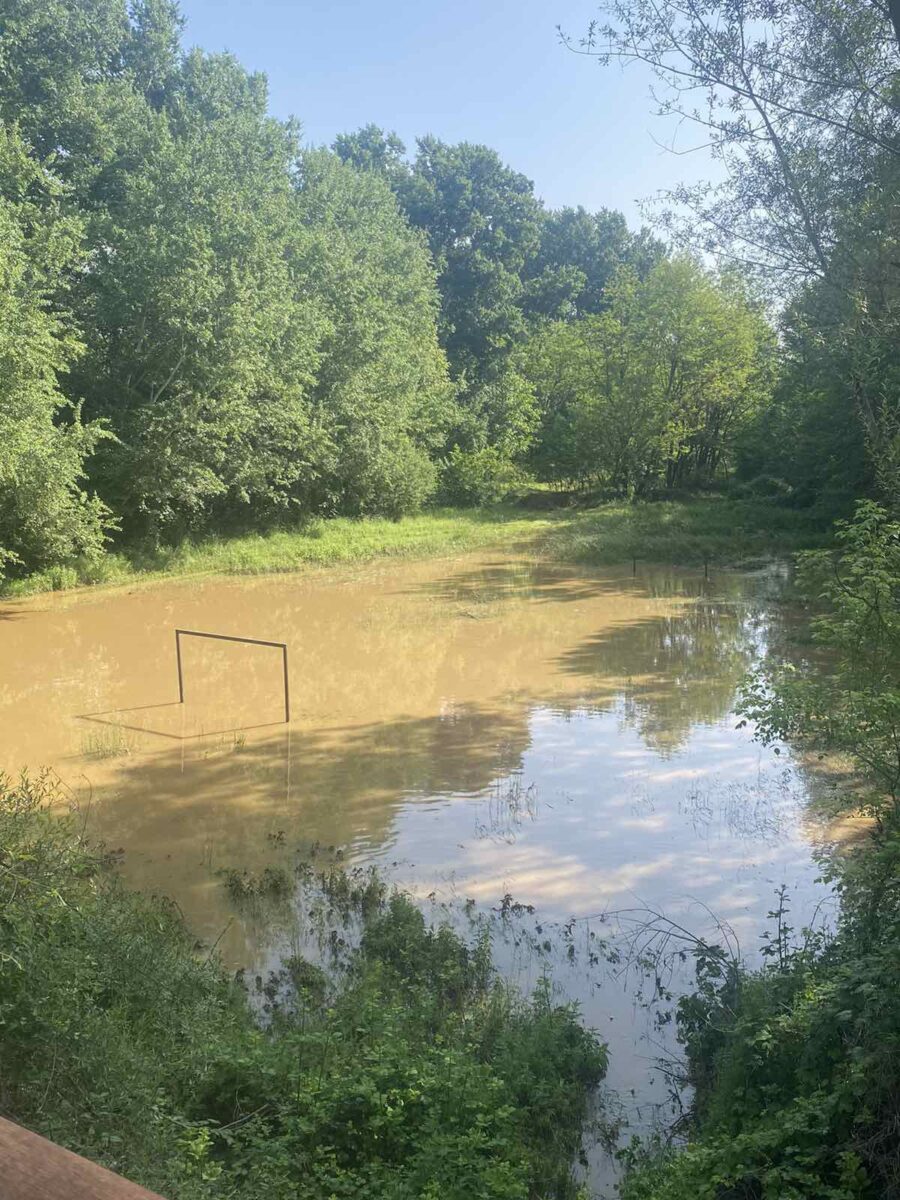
[0,773,606,1200]
[2,497,828,600]
[534,497,828,568]
[0,508,551,599]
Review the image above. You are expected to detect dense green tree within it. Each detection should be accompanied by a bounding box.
[70,55,327,538]
[332,122,408,189]
[522,258,775,494]
[293,150,456,518]
[0,127,110,574]
[398,137,544,382]
[334,129,659,379]
[524,205,663,319]
[0,0,183,196]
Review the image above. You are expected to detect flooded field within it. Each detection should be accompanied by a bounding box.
[0,552,832,1190]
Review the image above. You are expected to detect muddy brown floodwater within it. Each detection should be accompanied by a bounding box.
[0,551,833,1194]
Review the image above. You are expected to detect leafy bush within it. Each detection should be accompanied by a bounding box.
[439,446,532,506]
[0,772,607,1199]
[741,500,900,823]
[623,847,900,1200]
[731,473,795,502]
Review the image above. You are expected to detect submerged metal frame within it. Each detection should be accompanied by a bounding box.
[175,628,290,723]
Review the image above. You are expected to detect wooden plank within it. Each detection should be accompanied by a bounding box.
[0,1118,165,1200]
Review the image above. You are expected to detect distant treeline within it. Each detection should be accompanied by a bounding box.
[1,0,893,580]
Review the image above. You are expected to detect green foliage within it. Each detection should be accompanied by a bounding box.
[570,0,900,514]
[626,501,900,1200]
[333,128,664,384]
[440,447,532,507]
[0,773,607,1199]
[748,158,900,514]
[294,150,456,519]
[740,501,900,821]
[0,126,111,575]
[623,844,900,1200]
[372,134,546,383]
[0,2,455,551]
[74,67,326,537]
[523,205,663,320]
[522,258,776,493]
[439,368,539,505]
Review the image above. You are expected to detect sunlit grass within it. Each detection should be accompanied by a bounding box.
[1,498,829,599]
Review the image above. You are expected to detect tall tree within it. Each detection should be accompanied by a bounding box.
[524,205,663,319]
[0,0,183,196]
[335,129,546,382]
[400,137,544,382]
[70,51,327,538]
[293,150,456,518]
[563,0,900,290]
[0,127,110,574]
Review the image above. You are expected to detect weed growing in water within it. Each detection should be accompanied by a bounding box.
[79,725,135,759]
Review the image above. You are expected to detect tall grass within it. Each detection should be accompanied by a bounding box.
[1,508,553,599]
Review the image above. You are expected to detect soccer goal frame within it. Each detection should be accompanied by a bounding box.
[174,628,290,724]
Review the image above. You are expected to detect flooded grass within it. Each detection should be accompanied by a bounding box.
[534,498,828,569]
[79,726,136,760]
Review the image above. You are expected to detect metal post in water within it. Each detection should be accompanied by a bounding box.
[175,629,184,703]
[282,643,290,723]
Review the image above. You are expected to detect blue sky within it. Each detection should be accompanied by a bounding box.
[177,0,720,227]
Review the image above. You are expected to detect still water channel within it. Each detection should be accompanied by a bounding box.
[0,551,833,1193]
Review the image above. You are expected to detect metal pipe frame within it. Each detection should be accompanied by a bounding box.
[174,628,290,723]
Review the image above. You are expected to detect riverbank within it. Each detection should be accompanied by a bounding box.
[0,773,607,1199]
[622,501,900,1200]
[1,497,828,600]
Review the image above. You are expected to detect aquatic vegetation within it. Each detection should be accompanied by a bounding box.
[79,725,136,760]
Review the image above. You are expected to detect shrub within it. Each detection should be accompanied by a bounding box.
[624,501,900,1199]
[439,446,531,506]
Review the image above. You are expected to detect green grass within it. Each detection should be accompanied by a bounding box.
[533,498,829,568]
[0,508,553,599]
[1,497,829,600]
